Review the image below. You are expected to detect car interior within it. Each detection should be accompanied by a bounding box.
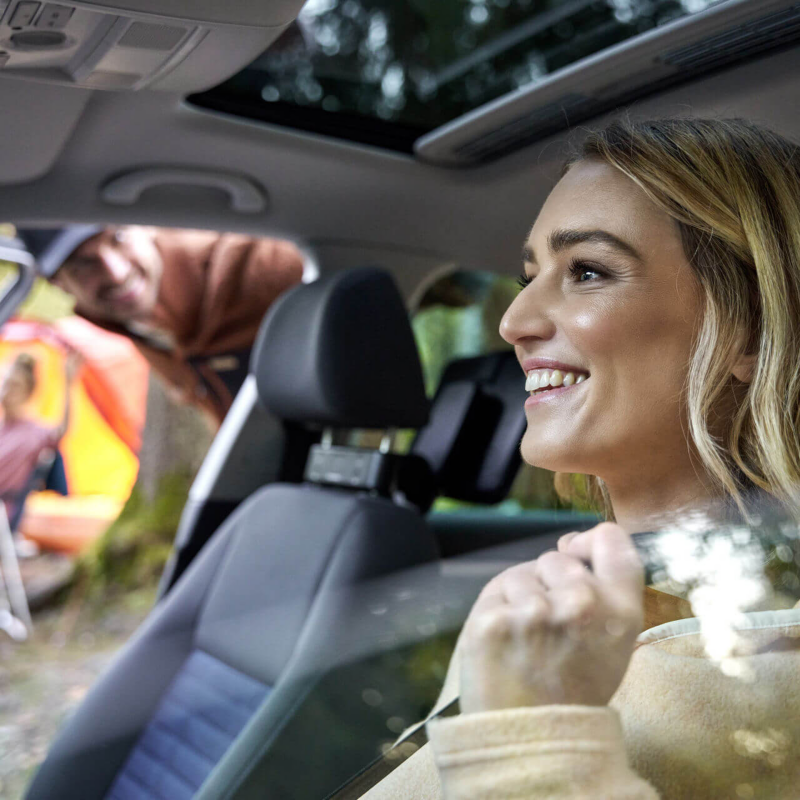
[1,0,798,797]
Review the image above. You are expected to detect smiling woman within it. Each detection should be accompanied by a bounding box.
[357,118,800,800]
[506,156,712,531]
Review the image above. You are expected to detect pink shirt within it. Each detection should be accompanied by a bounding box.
[0,418,59,499]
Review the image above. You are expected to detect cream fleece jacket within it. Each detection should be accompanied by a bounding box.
[361,608,800,800]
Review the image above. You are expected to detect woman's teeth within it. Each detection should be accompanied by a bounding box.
[525,369,588,393]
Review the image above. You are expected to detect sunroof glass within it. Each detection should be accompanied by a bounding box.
[189,0,723,153]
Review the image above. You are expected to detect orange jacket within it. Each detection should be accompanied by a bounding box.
[80,229,304,425]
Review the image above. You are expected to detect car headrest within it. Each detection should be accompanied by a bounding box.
[412,351,526,504]
[251,267,429,429]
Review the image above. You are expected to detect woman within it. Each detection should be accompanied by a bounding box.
[0,351,80,535]
[363,119,800,799]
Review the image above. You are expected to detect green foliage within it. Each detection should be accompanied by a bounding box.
[412,274,518,396]
[17,278,75,321]
[74,471,191,600]
[246,0,713,130]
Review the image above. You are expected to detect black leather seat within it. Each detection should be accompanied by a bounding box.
[413,350,526,504]
[25,268,439,800]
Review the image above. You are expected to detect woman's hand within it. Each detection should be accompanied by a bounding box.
[459,522,644,714]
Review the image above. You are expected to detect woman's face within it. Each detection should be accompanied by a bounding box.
[1,367,32,413]
[501,159,705,487]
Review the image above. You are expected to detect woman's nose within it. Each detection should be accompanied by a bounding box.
[499,282,557,346]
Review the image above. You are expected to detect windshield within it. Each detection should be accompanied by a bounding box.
[190,0,723,152]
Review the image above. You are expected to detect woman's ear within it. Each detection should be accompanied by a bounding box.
[732,352,756,383]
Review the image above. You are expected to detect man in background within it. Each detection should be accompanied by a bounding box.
[20,226,305,425]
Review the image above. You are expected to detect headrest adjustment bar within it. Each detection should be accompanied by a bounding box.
[321,428,334,450]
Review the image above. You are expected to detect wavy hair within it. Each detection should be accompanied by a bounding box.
[557,118,800,518]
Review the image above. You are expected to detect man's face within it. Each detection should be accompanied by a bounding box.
[54,226,164,324]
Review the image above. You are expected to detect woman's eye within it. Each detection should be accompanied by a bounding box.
[517,272,532,290]
[568,260,604,282]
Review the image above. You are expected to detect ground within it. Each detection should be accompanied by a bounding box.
[0,585,155,799]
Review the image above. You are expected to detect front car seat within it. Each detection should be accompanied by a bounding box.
[25,268,439,800]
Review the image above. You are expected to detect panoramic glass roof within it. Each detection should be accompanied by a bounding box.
[190,0,722,153]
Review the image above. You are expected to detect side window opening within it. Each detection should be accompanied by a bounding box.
[411,269,580,515]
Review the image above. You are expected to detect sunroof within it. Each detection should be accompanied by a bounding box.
[189,0,722,153]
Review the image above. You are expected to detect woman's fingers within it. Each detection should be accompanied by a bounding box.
[492,560,547,606]
[590,524,644,598]
[563,523,644,632]
[472,580,509,611]
[534,550,592,589]
[562,523,638,570]
[556,531,581,553]
[459,526,644,711]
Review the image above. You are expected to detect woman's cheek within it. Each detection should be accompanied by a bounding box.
[569,303,632,360]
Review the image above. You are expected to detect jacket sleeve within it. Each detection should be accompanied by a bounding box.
[427,706,659,800]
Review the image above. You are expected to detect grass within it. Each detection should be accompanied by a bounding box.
[75,471,192,601]
[0,587,157,799]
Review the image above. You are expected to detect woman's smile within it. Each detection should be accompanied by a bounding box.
[523,358,590,407]
[524,374,589,407]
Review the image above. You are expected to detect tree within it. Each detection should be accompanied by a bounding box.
[136,374,213,505]
[78,374,214,598]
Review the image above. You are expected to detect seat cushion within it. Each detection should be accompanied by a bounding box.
[105,650,268,800]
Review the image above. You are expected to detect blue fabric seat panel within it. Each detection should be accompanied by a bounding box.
[105,649,269,800]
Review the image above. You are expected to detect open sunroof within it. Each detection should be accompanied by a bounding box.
[189,0,723,154]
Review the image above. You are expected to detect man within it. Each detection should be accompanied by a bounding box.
[19,226,305,425]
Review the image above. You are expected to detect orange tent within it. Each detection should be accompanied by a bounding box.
[0,317,149,551]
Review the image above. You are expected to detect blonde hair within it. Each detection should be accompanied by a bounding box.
[557,118,800,518]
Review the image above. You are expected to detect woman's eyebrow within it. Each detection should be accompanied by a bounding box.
[548,228,644,261]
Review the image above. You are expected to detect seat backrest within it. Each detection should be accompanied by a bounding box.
[412,350,526,504]
[25,268,439,800]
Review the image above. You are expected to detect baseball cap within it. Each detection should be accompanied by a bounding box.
[17,225,105,278]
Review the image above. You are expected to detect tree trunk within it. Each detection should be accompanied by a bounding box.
[136,374,214,503]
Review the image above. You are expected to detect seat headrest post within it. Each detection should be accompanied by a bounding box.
[379,429,396,455]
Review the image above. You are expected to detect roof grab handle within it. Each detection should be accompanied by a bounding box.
[101,167,268,213]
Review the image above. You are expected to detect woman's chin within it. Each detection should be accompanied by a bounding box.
[520,436,588,475]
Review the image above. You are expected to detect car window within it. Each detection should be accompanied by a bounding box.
[0,224,308,798]
[412,268,585,515]
[189,0,724,152]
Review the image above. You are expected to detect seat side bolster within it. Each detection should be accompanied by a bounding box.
[24,512,241,800]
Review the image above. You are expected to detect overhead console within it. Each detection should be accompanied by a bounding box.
[0,0,305,91]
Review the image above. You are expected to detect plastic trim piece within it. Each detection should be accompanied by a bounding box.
[0,238,36,329]
[101,167,268,213]
[187,376,283,505]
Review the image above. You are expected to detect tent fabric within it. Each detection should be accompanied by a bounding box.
[0,316,148,502]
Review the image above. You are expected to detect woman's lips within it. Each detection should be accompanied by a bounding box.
[524,378,589,408]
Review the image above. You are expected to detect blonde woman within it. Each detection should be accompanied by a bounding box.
[361,119,800,799]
